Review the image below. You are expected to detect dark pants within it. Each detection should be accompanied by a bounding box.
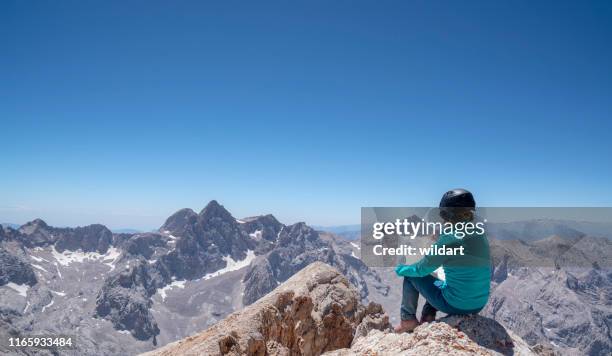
[400,275,481,321]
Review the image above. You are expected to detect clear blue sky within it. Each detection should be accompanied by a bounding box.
[1,1,611,230]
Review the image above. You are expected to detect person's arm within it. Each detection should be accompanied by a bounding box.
[395,235,454,277]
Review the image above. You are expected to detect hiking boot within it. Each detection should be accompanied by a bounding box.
[394,319,419,333]
[420,313,436,323]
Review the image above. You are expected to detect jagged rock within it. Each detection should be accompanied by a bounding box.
[242,223,376,305]
[96,259,171,341]
[0,247,37,286]
[242,258,278,306]
[492,254,509,283]
[241,214,284,243]
[240,214,283,254]
[485,236,612,356]
[159,201,254,280]
[17,219,56,247]
[486,267,612,355]
[160,208,198,234]
[12,219,113,253]
[326,315,538,356]
[122,233,169,259]
[55,224,113,253]
[141,262,391,356]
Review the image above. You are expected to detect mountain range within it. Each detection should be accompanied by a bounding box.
[1,202,610,355]
[0,201,387,355]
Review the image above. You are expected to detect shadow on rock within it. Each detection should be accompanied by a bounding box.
[442,314,517,355]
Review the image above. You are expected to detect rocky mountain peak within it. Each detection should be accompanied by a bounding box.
[16,218,55,247]
[159,208,197,234]
[199,200,235,222]
[18,218,49,234]
[55,224,113,254]
[277,222,323,248]
[240,214,283,244]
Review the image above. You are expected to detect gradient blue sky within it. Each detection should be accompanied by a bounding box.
[2,1,611,229]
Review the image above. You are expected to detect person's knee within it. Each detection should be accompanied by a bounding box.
[404,275,427,285]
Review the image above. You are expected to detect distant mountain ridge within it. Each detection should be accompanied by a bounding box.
[1,206,610,355]
[0,200,386,355]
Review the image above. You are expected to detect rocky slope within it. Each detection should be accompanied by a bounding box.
[143,262,539,356]
[0,201,386,355]
[242,222,387,306]
[486,235,612,356]
[326,315,541,356]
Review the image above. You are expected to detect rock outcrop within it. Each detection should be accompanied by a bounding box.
[242,222,381,305]
[10,219,113,253]
[95,259,171,342]
[142,262,539,356]
[142,262,391,356]
[488,235,612,355]
[159,200,255,280]
[0,247,37,286]
[16,218,55,247]
[55,224,113,253]
[326,315,541,356]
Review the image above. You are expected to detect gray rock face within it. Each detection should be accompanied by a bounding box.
[242,222,382,305]
[122,233,169,259]
[240,214,283,254]
[159,201,254,280]
[55,224,113,254]
[487,235,612,355]
[93,201,267,342]
[159,208,198,234]
[0,247,37,286]
[9,219,113,254]
[241,214,283,242]
[242,258,277,306]
[96,259,170,342]
[17,219,55,247]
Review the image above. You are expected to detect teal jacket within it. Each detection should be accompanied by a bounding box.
[395,232,491,311]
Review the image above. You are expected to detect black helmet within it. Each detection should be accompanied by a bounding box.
[439,189,476,208]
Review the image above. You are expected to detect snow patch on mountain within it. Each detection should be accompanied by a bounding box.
[102,246,121,271]
[202,250,256,281]
[249,230,262,240]
[51,245,122,271]
[41,298,54,312]
[5,282,29,297]
[32,263,48,273]
[157,280,186,301]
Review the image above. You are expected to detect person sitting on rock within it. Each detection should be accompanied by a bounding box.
[394,189,491,333]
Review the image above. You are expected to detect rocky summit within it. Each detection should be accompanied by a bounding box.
[142,262,540,356]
